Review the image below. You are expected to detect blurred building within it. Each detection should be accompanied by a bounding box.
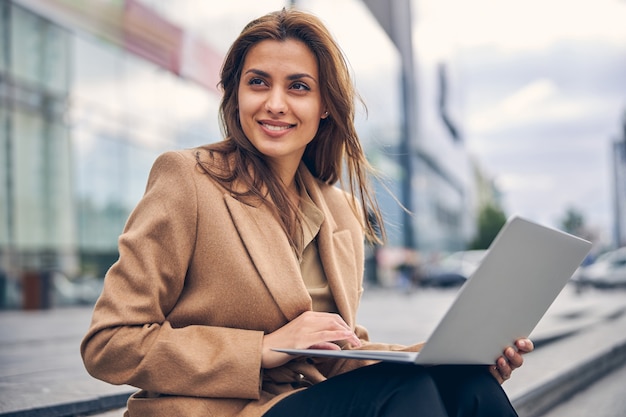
[0,0,484,306]
[362,0,479,252]
[0,0,223,308]
[612,112,626,247]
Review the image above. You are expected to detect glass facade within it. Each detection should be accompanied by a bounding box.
[613,134,626,247]
[413,155,466,252]
[0,2,221,307]
[1,4,75,272]
[70,34,220,274]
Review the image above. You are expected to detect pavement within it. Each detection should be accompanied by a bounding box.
[357,284,626,417]
[0,283,625,417]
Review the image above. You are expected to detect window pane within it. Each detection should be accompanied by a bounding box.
[0,106,8,246]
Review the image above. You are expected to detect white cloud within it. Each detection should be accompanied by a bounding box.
[469,79,558,133]
[466,77,612,139]
[418,0,626,52]
[417,0,626,242]
[497,172,557,193]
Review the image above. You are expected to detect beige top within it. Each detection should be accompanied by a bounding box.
[298,186,338,313]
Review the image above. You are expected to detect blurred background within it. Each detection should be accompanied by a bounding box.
[1,0,625,309]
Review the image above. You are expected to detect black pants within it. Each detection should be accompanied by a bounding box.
[263,362,518,417]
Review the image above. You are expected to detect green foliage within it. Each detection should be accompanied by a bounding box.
[469,204,507,249]
[560,207,586,237]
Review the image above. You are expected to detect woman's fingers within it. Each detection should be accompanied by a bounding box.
[490,338,534,384]
[261,311,360,368]
[303,312,362,348]
[490,354,513,383]
[516,338,534,353]
[308,341,342,350]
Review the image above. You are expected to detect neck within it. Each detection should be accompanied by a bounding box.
[268,159,299,194]
[286,170,301,207]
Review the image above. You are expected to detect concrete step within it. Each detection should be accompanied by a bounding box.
[506,302,626,416]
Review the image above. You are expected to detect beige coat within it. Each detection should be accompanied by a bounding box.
[81,147,414,417]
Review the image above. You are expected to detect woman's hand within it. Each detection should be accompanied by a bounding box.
[490,338,534,384]
[261,311,361,369]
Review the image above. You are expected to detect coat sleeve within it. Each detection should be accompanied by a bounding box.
[80,151,265,400]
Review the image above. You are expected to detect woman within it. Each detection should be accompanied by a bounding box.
[81,8,532,417]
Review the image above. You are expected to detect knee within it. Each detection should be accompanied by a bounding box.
[364,363,443,403]
[402,368,440,395]
[461,369,506,401]
[381,365,449,414]
[440,368,517,416]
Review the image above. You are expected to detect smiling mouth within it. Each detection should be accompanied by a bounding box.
[260,122,295,131]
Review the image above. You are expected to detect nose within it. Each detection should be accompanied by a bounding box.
[265,88,287,115]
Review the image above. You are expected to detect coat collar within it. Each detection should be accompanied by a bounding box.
[224,164,358,326]
[299,166,358,327]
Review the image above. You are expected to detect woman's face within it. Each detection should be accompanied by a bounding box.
[238,38,326,175]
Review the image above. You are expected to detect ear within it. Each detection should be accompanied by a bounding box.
[321,111,329,119]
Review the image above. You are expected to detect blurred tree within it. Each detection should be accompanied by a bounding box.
[560,207,586,237]
[469,203,507,249]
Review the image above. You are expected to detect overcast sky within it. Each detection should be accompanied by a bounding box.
[417,0,626,244]
[158,0,626,245]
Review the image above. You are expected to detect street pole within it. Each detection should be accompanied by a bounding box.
[361,0,418,249]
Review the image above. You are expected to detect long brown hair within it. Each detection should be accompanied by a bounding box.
[197,8,385,246]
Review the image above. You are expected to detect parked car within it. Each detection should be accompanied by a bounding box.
[571,247,626,288]
[52,272,104,306]
[420,250,487,288]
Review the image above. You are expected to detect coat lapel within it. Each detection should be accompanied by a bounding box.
[224,194,312,322]
[300,168,360,327]
[223,166,361,328]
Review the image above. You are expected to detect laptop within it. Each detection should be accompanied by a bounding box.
[275,215,592,365]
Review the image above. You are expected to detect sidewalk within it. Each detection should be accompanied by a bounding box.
[1,284,625,417]
[359,286,626,417]
[0,305,134,417]
[357,285,626,417]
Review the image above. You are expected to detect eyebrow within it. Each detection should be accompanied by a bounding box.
[244,68,318,83]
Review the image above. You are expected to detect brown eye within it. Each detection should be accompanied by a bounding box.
[248,78,266,86]
[291,82,310,91]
